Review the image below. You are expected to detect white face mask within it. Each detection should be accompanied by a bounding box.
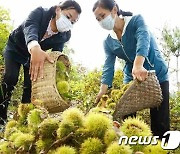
[99,14,115,30]
[56,14,73,32]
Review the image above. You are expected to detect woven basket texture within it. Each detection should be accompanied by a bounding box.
[113,71,162,120]
[31,51,70,113]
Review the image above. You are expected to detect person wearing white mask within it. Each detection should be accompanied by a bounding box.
[93,0,169,139]
[0,0,81,129]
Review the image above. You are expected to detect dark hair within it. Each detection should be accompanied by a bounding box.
[92,0,132,16]
[59,0,82,14]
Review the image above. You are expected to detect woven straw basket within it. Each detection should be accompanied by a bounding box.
[113,71,162,120]
[31,51,70,113]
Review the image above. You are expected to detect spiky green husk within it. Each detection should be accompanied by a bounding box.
[53,145,77,154]
[4,120,18,139]
[84,112,112,139]
[106,82,132,106]
[121,82,132,92]
[27,108,48,134]
[71,128,90,148]
[18,115,28,125]
[27,109,47,126]
[38,118,59,139]
[4,126,18,140]
[12,133,34,150]
[107,103,116,110]
[89,107,102,113]
[5,120,17,129]
[56,61,66,74]
[35,138,54,153]
[97,95,109,107]
[111,89,122,100]
[143,141,168,154]
[80,138,104,154]
[106,142,133,154]
[17,103,34,118]
[121,117,152,152]
[104,129,117,146]
[108,89,123,105]
[17,125,30,133]
[61,108,84,128]
[121,117,152,137]
[0,141,15,154]
[173,147,180,154]
[57,80,70,95]
[8,131,23,142]
[89,107,112,119]
[18,104,34,125]
[90,106,111,113]
[57,121,75,139]
[56,74,66,82]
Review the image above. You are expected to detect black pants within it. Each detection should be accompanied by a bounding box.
[0,55,31,122]
[124,81,170,139]
[150,81,170,138]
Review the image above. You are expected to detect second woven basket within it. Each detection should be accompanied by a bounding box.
[113,71,162,120]
[31,51,70,113]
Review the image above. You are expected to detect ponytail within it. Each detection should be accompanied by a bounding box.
[118,8,133,16]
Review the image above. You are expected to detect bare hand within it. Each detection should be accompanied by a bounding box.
[132,66,148,81]
[95,84,108,104]
[29,46,54,81]
[95,91,105,104]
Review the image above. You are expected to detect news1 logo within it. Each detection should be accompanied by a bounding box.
[161,131,180,150]
[118,131,180,150]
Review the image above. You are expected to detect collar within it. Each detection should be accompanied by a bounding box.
[110,16,132,40]
[41,20,58,41]
[47,20,58,35]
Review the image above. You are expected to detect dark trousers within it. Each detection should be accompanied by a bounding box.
[150,81,170,138]
[0,55,31,123]
[124,81,170,139]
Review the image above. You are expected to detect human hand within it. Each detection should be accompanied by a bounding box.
[95,91,105,104]
[29,46,54,81]
[95,84,108,104]
[132,66,148,81]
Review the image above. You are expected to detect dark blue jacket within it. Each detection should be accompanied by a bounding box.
[101,15,168,87]
[4,6,71,67]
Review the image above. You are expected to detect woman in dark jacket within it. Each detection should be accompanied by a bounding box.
[0,0,81,128]
[93,0,169,139]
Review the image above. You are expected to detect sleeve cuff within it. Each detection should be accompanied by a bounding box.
[101,80,112,88]
[27,40,40,52]
[136,51,148,58]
